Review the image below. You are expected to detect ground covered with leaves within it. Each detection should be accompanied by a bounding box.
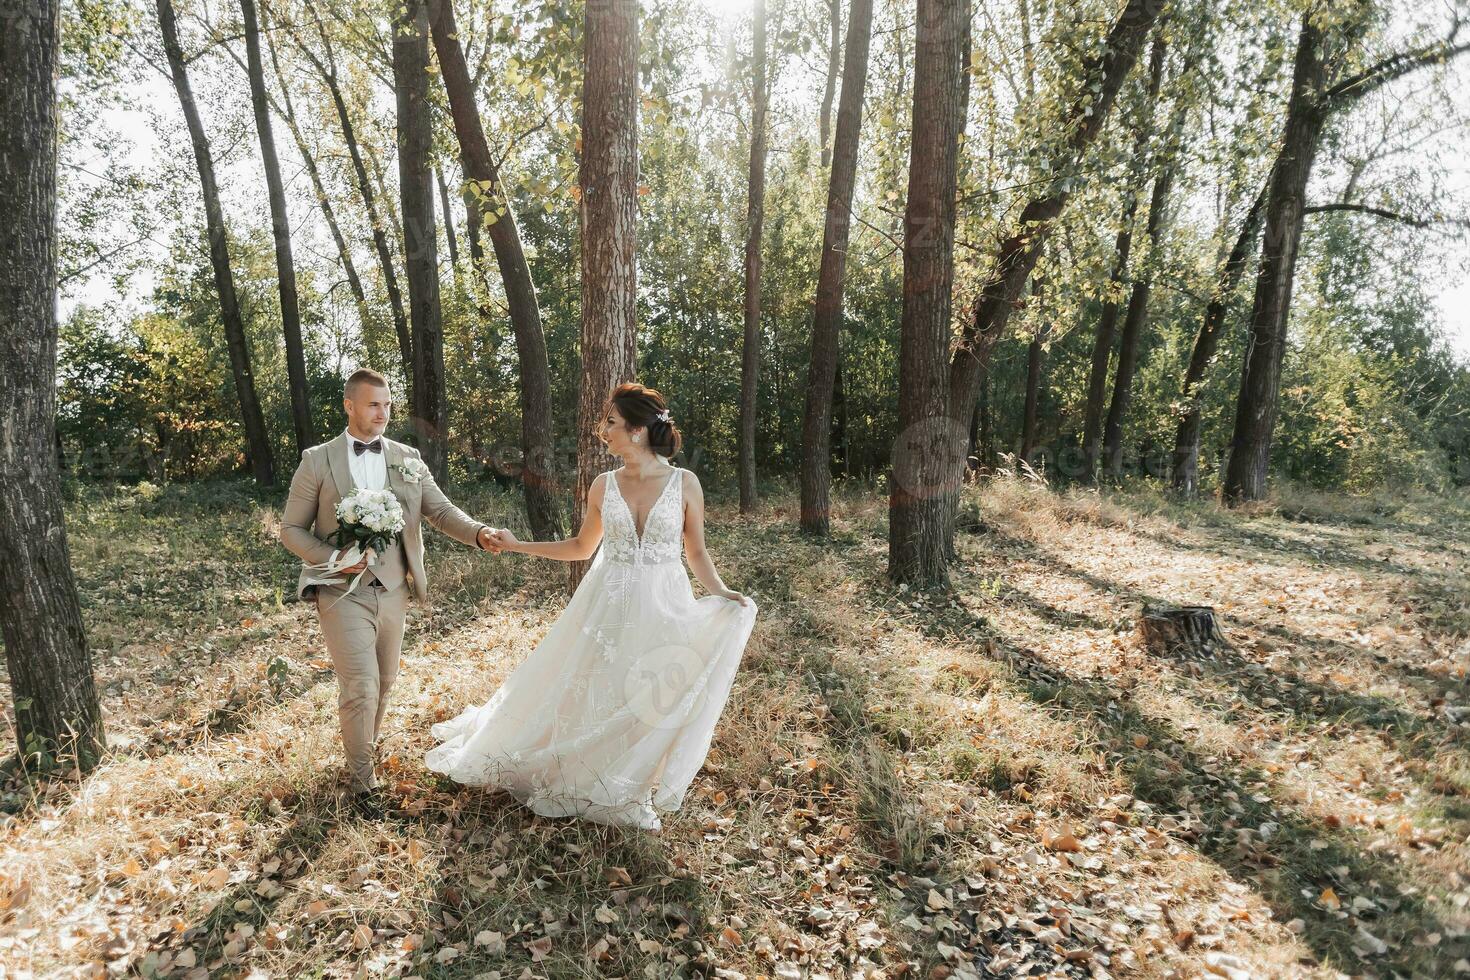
[1,475,1467,978]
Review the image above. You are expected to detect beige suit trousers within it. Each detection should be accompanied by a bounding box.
[315,577,410,790]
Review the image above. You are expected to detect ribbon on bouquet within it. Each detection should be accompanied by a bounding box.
[302,543,377,607]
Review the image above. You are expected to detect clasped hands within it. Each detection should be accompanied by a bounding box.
[476,526,520,555]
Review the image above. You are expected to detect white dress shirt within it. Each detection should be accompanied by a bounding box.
[345,428,388,491]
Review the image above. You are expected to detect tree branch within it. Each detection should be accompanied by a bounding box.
[1323,24,1470,108]
[1303,202,1470,229]
[59,230,162,285]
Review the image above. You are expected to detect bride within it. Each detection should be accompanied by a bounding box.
[424,383,758,831]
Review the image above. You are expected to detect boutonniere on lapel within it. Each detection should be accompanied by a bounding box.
[392,458,432,484]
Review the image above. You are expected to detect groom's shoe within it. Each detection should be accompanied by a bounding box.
[350,787,388,820]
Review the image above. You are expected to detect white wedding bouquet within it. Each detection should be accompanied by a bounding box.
[303,488,406,595]
[329,488,406,565]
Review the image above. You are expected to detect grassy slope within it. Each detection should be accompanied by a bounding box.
[0,476,1467,978]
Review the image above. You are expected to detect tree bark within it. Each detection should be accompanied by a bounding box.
[1170,187,1267,495]
[241,0,313,457]
[1223,18,1327,503]
[157,0,274,486]
[798,0,874,534]
[0,0,107,771]
[295,15,413,387]
[395,1,449,482]
[428,0,562,539]
[572,0,639,589]
[739,0,769,514]
[889,0,970,587]
[818,0,842,169]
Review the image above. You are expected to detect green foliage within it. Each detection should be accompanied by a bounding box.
[58,305,240,480]
[50,0,1470,502]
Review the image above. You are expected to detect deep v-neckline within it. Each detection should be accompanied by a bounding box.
[613,466,679,547]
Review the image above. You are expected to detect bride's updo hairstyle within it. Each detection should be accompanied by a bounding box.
[608,382,683,459]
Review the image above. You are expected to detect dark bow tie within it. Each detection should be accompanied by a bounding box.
[353,439,383,456]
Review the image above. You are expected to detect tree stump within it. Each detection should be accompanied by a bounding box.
[1138,605,1228,658]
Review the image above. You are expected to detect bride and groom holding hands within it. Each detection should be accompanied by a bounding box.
[279,367,757,830]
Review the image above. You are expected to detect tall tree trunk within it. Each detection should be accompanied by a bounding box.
[1080,36,1164,484]
[981,370,993,473]
[739,0,769,514]
[889,0,970,587]
[428,0,562,539]
[365,140,407,268]
[1020,282,1050,468]
[1171,187,1267,495]
[798,0,874,534]
[1080,215,1134,481]
[1102,88,1185,480]
[572,0,639,589]
[263,19,374,338]
[1019,262,1048,465]
[0,0,106,772]
[1223,18,1327,503]
[818,0,842,168]
[241,0,313,456]
[295,16,413,387]
[157,0,274,486]
[1020,332,1044,464]
[830,354,848,480]
[968,389,981,464]
[1100,181,1167,480]
[965,364,992,472]
[395,1,448,482]
[436,166,461,272]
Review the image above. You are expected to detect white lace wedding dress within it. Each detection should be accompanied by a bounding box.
[424,466,758,830]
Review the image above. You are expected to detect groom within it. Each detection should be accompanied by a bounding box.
[279,367,500,815]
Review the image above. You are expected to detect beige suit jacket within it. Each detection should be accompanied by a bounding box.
[279,433,486,603]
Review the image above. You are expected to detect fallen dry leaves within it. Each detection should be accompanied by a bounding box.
[0,483,1466,977]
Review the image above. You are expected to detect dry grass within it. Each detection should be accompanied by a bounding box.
[0,476,1467,978]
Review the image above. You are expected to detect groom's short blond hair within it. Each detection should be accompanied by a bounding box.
[345,368,389,400]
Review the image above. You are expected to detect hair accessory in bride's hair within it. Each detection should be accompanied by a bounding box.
[656,410,672,423]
